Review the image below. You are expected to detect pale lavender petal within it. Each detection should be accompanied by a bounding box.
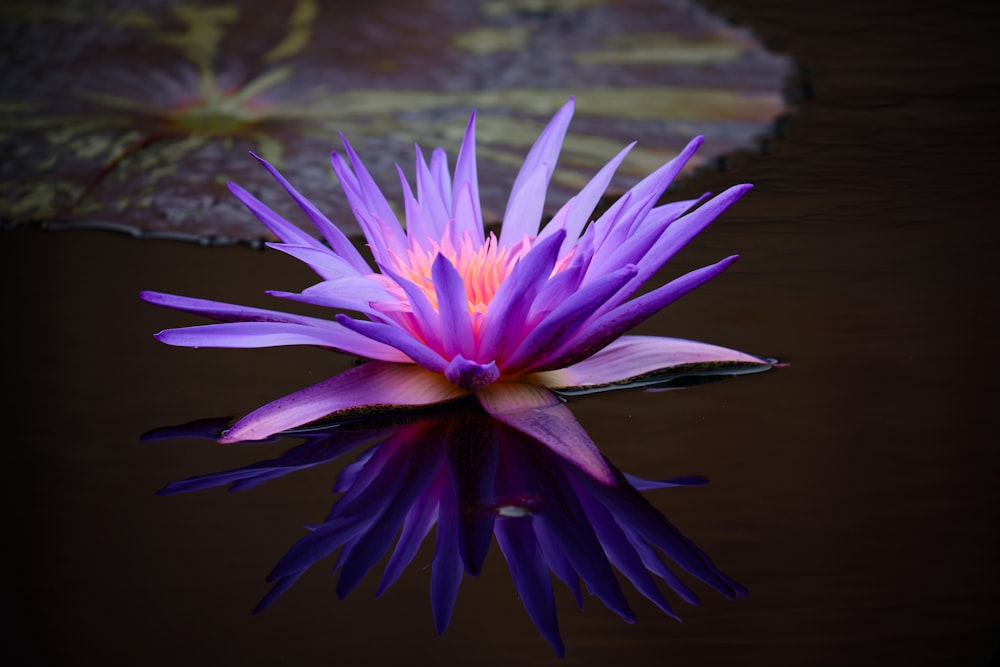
[396,164,434,248]
[499,98,574,246]
[153,321,383,352]
[530,334,770,390]
[414,145,450,241]
[451,184,480,246]
[432,254,475,359]
[336,136,407,254]
[450,112,483,241]
[475,383,614,485]
[429,146,452,212]
[498,163,550,247]
[249,153,369,274]
[268,275,393,314]
[329,152,392,262]
[265,242,363,281]
[334,314,449,372]
[537,142,634,252]
[220,363,467,443]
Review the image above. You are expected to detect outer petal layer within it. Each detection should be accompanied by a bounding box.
[528,335,772,392]
[221,362,468,443]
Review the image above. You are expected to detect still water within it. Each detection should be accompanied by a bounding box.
[4,0,997,665]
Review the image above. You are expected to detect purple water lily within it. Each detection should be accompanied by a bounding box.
[142,99,769,484]
[153,404,746,657]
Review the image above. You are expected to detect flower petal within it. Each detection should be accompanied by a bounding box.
[334,314,449,372]
[414,145,451,241]
[248,153,369,273]
[475,383,614,485]
[228,181,329,252]
[476,229,565,361]
[530,334,771,391]
[501,264,638,373]
[537,141,635,256]
[220,363,468,443]
[432,253,475,359]
[445,355,500,391]
[141,290,331,326]
[268,275,393,314]
[153,321,402,361]
[331,136,407,259]
[450,111,483,242]
[499,98,574,246]
[538,255,740,371]
[264,242,363,281]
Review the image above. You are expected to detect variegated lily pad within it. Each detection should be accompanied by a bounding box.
[0,0,793,242]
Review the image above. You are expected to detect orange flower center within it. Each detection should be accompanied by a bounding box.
[386,231,533,316]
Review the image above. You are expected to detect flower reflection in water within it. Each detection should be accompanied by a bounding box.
[150,399,746,657]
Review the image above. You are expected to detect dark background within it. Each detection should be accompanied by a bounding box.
[4,0,998,665]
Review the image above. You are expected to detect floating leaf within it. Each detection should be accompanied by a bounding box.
[0,0,793,242]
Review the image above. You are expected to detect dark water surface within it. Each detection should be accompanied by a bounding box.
[4,1,998,665]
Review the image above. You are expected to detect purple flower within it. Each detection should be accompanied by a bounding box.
[142,99,769,484]
[154,405,746,657]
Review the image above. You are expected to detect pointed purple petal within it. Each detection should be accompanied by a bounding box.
[537,142,635,255]
[249,153,370,273]
[334,314,449,372]
[414,145,450,240]
[539,255,740,372]
[264,242,363,281]
[451,112,483,241]
[152,321,405,361]
[228,181,328,250]
[376,263,445,353]
[499,98,575,246]
[333,136,407,255]
[432,254,475,359]
[501,264,638,373]
[476,229,565,361]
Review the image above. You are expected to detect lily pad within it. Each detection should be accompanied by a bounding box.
[0,0,793,242]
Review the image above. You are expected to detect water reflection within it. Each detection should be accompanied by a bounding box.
[146,401,744,657]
